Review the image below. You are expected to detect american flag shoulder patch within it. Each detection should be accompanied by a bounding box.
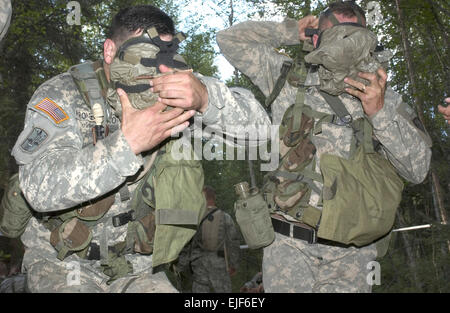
[34,98,69,124]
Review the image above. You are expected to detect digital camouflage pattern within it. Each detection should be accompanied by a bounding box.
[217,18,432,292]
[11,63,270,292]
[263,233,377,293]
[178,209,241,293]
[0,0,11,42]
[304,24,381,96]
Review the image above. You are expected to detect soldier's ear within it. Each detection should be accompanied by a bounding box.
[312,34,319,48]
[103,39,117,65]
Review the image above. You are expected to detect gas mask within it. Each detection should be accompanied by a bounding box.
[107,27,189,116]
[305,18,381,96]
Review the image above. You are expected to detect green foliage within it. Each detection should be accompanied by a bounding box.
[181,31,218,77]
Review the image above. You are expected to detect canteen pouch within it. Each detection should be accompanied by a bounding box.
[234,189,275,249]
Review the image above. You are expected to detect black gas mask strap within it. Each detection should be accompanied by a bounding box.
[114,81,151,94]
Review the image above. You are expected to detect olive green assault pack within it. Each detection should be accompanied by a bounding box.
[260,43,404,248]
[0,174,33,238]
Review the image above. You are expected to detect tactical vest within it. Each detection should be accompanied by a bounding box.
[59,60,206,273]
[262,44,404,248]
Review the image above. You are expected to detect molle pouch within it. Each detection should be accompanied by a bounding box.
[274,180,309,212]
[234,185,275,249]
[50,217,93,261]
[317,146,404,246]
[0,174,33,238]
[280,105,314,148]
[126,212,156,255]
[281,137,316,172]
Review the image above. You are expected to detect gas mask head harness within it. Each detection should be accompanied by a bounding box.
[303,5,382,96]
[107,27,189,113]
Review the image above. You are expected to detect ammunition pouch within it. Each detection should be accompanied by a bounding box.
[50,217,93,261]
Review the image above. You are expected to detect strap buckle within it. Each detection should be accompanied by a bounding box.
[271,216,317,244]
[112,210,136,227]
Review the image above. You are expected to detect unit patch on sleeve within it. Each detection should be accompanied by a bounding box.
[20,127,48,153]
[34,98,69,124]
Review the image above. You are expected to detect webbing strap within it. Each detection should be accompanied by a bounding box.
[292,89,305,132]
[114,82,151,94]
[265,61,293,108]
[155,209,199,225]
[319,90,352,123]
[319,90,377,154]
[273,170,322,195]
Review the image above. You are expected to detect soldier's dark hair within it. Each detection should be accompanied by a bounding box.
[203,185,216,203]
[108,5,175,45]
[319,1,366,30]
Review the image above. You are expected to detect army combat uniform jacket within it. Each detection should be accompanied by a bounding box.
[217,18,432,292]
[11,64,270,292]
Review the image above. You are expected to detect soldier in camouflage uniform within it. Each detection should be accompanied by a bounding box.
[217,1,432,293]
[0,0,11,42]
[178,186,241,293]
[11,5,269,293]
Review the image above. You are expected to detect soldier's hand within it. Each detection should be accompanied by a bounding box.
[150,64,209,113]
[437,97,450,123]
[118,88,195,154]
[298,15,319,41]
[345,67,388,118]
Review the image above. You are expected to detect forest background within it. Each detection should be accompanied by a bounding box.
[0,0,448,292]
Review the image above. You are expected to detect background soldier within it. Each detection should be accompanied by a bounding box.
[178,186,241,293]
[217,1,432,292]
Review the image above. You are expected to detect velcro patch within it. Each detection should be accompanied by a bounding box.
[20,127,48,153]
[34,98,69,124]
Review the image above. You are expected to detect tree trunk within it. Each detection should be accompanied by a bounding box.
[394,0,448,253]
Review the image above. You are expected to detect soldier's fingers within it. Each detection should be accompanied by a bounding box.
[311,16,319,28]
[158,97,189,108]
[117,88,137,116]
[165,120,191,138]
[358,72,377,84]
[344,77,366,91]
[159,64,174,73]
[161,110,195,133]
[159,107,185,122]
[345,87,364,99]
[149,101,168,113]
[150,74,185,89]
[157,89,186,100]
[445,97,450,104]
